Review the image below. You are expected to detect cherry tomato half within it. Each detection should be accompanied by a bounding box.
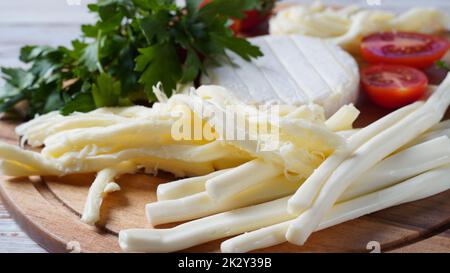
[361,32,449,68]
[199,0,271,34]
[361,64,428,109]
[239,10,270,32]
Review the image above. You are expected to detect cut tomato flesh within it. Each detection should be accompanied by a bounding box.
[361,64,428,109]
[361,32,449,68]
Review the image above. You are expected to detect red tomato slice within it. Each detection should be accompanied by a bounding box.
[239,10,270,32]
[361,64,428,109]
[199,0,271,34]
[361,32,449,68]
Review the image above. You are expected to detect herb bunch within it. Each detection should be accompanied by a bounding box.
[0,0,263,117]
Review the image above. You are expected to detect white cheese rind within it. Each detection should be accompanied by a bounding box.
[202,35,359,116]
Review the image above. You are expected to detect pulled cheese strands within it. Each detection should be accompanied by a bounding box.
[145,136,450,228]
[270,1,450,53]
[0,85,354,226]
[1,78,449,252]
[117,77,449,252]
[82,161,136,225]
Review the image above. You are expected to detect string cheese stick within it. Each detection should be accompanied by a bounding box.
[15,111,62,134]
[287,75,450,245]
[20,115,129,147]
[156,169,230,201]
[16,111,137,143]
[90,105,161,118]
[119,196,293,253]
[336,129,358,138]
[221,164,450,253]
[205,159,282,201]
[18,105,164,134]
[401,127,450,150]
[0,142,62,176]
[287,101,423,214]
[0,161,48,177]
[325,104,360,131]
[0,142,215,177]
[128,158,214,178]
[280,119,346,153]
[16,110,136,139]
[333,120,450,154]
[147,176,301,226]
[340,136,450,202]
[81,161,136,225]
[283,104,325,122]
[336,120,450,144]
[16,105,169,146]
[430,119,450,131]
[55,142,251,165]
[41,119,183,158]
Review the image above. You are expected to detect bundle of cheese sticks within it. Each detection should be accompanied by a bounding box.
[0,74,450,252]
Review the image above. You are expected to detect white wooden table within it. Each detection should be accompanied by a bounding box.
[0,0,449,253]
[0,0,96,253]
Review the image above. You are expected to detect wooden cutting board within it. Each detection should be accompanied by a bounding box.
[0,95,450,253]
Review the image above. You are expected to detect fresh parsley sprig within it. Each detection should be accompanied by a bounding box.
[0,0,263,118]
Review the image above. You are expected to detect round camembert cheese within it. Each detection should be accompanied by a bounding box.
[202,35,359,116]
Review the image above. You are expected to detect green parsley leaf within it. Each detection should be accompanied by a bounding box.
[0,93,26,113]
[136,43,182,97]
[60,92,97,115]
[210,33,263,61]
[0,68,34,95]
[139,12,171,43]
[92,73,122,107]
[0,0,265,118]
[79,41,100,72]
[181,48,202,83]
[197,0,260,20]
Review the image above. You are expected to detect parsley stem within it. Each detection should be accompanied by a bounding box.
[96,30,105,74]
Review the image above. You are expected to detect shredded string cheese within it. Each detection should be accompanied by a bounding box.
[0,79,449,252]
[270,2,450,53]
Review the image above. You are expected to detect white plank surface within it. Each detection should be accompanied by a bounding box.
[0,0,449,253]
[0,202,46,252]
[0,0,95,69]
[0,0,97,253]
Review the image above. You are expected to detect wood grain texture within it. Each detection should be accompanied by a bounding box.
[0,176,120,253]
[390,230,450,253]
[0,121,46,253]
